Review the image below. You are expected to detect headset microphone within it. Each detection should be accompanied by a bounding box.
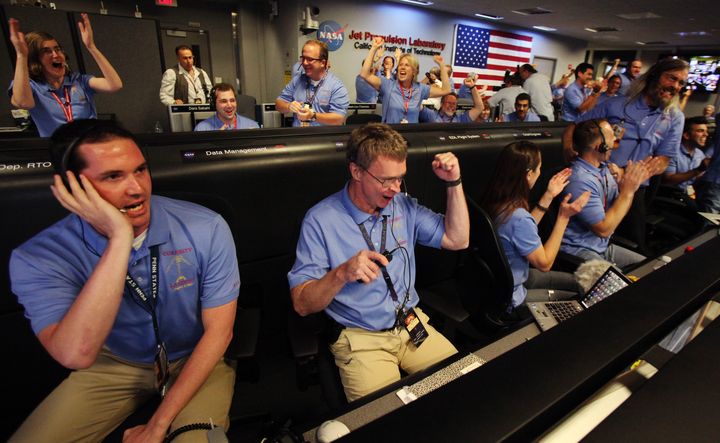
[119,208,128,213]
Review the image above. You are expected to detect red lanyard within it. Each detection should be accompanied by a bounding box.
[398,82,413,116]
[50,86,73,123]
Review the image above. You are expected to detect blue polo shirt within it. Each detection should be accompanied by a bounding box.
[666,144,706,190]
[561,81,590,122]
[419,108,474,123]
[10,196,240,364]
[457,83,471,99]
[379,77,431,124]
[9,73,96,137]
[561,158,619,256]
[504,110,541,122]
[699,135,720,185]
[288,184,445,330]
[277,71,349,127]
[355,75,379,104]
[579,96,683,171]
[617,72,634,96]
[194,113,259,131]
[496,208,542,308]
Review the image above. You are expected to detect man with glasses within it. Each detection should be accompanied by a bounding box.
[419,76,486,123]
[9,119,239,442]
[275,39,349,126]
[562,58,689,254]
[561,119,654,269]
[288,123,469,402]
[159,45,212,105]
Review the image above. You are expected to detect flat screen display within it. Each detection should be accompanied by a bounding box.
[687,56,719,93]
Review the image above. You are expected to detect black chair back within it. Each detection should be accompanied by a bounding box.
[465,197,514,319]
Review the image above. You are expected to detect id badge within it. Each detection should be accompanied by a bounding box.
[401,308,427,347]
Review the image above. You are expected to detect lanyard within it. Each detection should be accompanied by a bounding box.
[305,73,326,106]
[398,82,413,117]
[357,216,400,303]
[49,86,73,123]
[219,115,237,130]
[124,245,162,348]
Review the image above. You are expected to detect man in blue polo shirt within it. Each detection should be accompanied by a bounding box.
[561,62,606,122]
[9,120,240,442]
[502,93,542,122]
[618,60,643,96]
[563,58,688,254]
[419,76,486,123]
[275,39,349,126]
[695,130,720,214]
[561,119,653,268]
[194,83,259,131]
[288,123,469,402]
[662,116,710,203]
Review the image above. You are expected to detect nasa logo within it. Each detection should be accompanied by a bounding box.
[317,21,347,51]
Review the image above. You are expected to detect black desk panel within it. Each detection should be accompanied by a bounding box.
[585,307,720,442]
[340,236,720,442]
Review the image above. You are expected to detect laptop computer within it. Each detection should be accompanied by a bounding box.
[528,265,632,332]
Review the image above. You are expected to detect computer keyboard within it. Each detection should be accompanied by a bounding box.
[547,301,583,322]
[407,353,485,399]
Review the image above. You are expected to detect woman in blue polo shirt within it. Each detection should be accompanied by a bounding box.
[8,14,122,137]
[481,141,589,310]
[360,36,451,124]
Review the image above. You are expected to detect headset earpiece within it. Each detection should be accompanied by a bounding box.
[592,120,609,154]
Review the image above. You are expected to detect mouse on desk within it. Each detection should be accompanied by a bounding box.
[316,419,350,443]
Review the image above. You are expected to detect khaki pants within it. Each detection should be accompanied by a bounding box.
[9,351,235,443]
[330,307,457,402]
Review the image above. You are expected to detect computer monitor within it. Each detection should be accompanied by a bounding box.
[168,104,215,132]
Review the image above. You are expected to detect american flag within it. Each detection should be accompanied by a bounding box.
[451,24,533,95]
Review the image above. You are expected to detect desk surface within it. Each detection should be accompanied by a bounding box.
[336,234,720,442]
[585,309,720,442]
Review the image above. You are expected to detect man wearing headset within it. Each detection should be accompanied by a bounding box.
[194,83,259,131]
[562,58,689,255]
[560,119,656,268]
[288,123,469,402]
[9,120,239,442]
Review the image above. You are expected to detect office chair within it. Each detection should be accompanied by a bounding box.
[287,311,347,411]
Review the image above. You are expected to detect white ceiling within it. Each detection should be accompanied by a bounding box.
[387,0,720,49]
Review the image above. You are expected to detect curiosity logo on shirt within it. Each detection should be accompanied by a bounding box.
[317,21,347,51]
[70,85,88,103]
[163,248,196,291]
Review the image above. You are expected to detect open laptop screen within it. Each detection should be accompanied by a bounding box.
[581,265,632,308]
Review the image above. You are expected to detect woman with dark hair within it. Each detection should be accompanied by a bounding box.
[481,141,589,311]
[8,14,122,137]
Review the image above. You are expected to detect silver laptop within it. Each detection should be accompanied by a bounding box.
[528,265,632,331]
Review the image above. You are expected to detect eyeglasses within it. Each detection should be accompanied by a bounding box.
[40,45,63,56]
[299,55,324,64]
[363,167,405,189]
